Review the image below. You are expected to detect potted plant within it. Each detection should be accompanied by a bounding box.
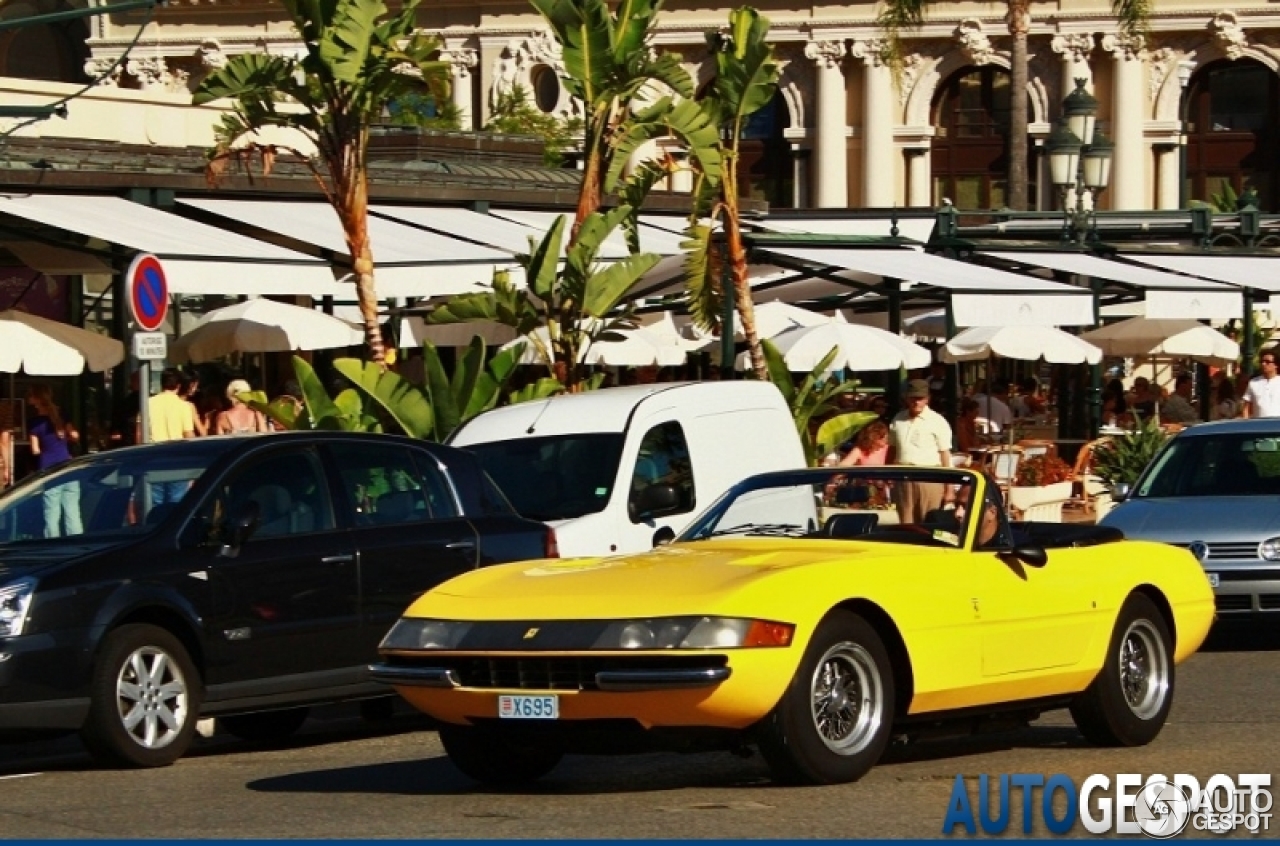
[1008,453,1075,521]
[1090,417,1171,512]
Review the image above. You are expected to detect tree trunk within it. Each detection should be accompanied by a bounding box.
[334,145,386,366]
[723,181,766,382]
[1007,0,1030,212]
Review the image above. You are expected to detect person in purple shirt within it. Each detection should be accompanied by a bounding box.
[27,384,82,538]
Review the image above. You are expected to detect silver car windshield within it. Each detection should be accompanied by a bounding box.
[1136,434,1280,498]
[0,451,211,544]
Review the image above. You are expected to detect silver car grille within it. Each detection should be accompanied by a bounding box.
[1176,541,1259,561]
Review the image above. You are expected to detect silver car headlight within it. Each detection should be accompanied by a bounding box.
[0,578,36,638]
[1260,537,1280,561]
[380,619,472,651]
[592,616,794,650]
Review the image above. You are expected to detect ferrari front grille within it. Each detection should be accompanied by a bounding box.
[430,654,730,691]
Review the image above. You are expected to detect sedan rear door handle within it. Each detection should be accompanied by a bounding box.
[321,553,355,564]
[445,540,476,552]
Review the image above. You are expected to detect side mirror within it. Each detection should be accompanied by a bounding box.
[1012,545,1049,568]
[1111,482,1131,502]
[652,526,676,547]
[633,483,680,520]
[219,501,260,558]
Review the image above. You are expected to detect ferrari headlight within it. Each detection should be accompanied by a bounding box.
[1260,537,1280,561]
[593,616,794,650]
[379,619,472,651]
[0,578,36,638]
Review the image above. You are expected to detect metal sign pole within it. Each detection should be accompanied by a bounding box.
[138,353,151,445]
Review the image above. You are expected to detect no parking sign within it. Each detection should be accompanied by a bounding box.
[127,253,169,332]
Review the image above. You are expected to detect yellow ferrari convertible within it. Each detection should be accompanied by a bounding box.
[371,467,1214,786]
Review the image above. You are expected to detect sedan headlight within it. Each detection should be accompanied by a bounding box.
[0,578,36,638]
[380,619,472,651]
[1260,537,1280,561]
[593,616,794,650]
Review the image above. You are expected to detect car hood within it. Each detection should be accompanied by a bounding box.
[0,539,134,581]
[1103,497,1280,541]
[412,538,933,619]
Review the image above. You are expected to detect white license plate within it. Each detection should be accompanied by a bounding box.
[1207,572,1220,588]
[498,694,559,719]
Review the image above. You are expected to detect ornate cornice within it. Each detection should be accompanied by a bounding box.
[850,38,888,68]
[1050,32,1094,63]
[439,47,478,79]
[1101,32,1145,60]
[1210,11,1249,59]
[954,19,996,66]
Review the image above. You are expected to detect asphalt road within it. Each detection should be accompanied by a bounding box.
[1,622,1277,840]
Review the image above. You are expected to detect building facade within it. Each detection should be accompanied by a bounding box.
[9,0,1280,213]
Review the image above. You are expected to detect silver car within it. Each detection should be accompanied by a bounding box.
[1101,418,1280,617]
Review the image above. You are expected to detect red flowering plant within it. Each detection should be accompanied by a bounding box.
[1014,454,1073,487]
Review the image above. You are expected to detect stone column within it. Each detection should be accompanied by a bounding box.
[804,39,848,208]
[906,148,931,207]
[852,39,894,207]
[1050,33,1095,101]
[440,47,478,130]
[1102,33,1146,210]
[1155,144,1180,210]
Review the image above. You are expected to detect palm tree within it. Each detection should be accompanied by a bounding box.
[878,0,1150,211]
[193,0,450,365]
[684,7,781,381]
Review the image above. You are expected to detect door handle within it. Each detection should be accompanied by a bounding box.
[321,553,355,564]
[445,540,476,552]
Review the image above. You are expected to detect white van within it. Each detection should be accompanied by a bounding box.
[449,381,807,557]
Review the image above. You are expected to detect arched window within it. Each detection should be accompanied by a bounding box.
[738,90,793,208]
[0,21,86,83]
[1184,59,1279,210]
[931,66,1035,210]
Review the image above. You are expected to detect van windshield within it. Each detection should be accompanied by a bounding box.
[465,434,626,521]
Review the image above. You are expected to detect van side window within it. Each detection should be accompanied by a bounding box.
[628,422,695,523]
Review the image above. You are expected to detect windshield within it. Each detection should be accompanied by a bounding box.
[1135,433,1280,498]
[0,448,215,544]
[465,434,626,521]
[678,467,999,550]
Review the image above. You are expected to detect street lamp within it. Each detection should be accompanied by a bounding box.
[1047,78,1114,243]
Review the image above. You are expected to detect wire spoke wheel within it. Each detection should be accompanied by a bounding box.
[809,642,883,755]
[1118,619,1169,721]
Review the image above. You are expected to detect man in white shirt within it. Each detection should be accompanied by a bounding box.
[1243,349,1280,418]
[887,379,954,523]
[971,382,1015,434]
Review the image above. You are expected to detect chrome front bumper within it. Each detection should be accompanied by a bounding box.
[368,663,731,691]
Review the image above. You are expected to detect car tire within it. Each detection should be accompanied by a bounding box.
[1070,593,1174,747]
[756,610,895,785]
[80,624,202,768]
[220,707,311,743]
[438,726,562,785]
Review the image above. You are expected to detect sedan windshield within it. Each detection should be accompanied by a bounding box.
[0,447,219,544]
[678,467,996,550]
[1135,433,1280,498]
[465,434,625,521]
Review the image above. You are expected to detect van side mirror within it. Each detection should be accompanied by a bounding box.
[219,501,260,558]
[633,483,680,520]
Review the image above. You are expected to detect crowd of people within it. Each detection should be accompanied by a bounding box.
[1100,344,1280,427]
[108,367,275,448]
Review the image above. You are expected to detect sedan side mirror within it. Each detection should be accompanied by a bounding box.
[219,501,260,558]
[1111,482,1131,502]
[633,483,680,520]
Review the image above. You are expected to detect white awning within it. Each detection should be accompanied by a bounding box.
[0,194,340,296]
[179,198,513,299]
[1123,254,1280,305]
[759,246,1096,327]
[488,209,687,257]
[754,216,936,243]
[371,205,544,255]
[983,251,1242,319]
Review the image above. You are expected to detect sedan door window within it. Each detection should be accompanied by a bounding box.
[332,443,457,526]
[191,449,335,544]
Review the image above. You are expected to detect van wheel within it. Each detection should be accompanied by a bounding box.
[80,624,202,768]
[220,707,310,743]
[1070,594,1174,747]
[756,610,895,785]
[439,726,562,785]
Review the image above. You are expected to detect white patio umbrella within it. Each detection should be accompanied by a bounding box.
[738,321,931,372]
[0,310,124,374]
[1079,317,1239,366]
[687,301,831,350]
[940,325,1103,365]
[397,316,517,348]
[169,299,364,363]
[501,324,688,368]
